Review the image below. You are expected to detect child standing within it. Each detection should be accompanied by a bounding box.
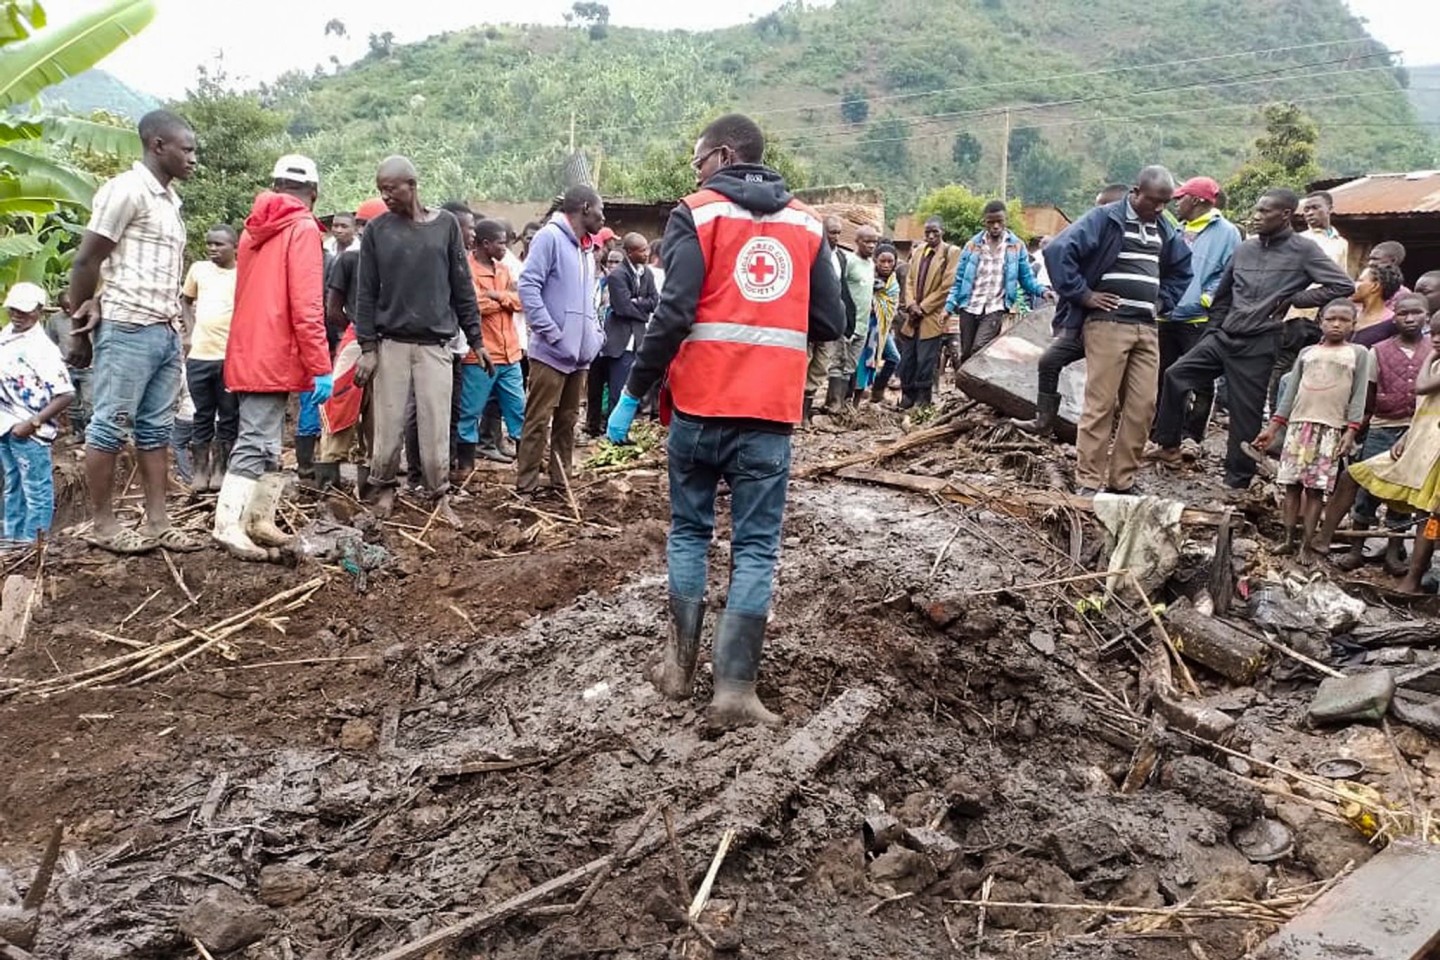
[1254,299,1373,561]
[0,283,75,542]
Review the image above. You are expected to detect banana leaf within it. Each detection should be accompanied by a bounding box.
[0,114,140,158]
[0,2,47,46]
[0,0,154,109]
[0,143,96,203]
[0,231,43,259]
[0,168,86,214]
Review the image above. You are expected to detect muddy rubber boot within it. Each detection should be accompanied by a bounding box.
[648,595,706,700]
[454,441,477,472]
[295,435,317,481]
[212,473,271,561]
[802,395,814,427]
[706,611,781,729]
[355,464,372,501]
[314,460,342,491]
[1013,391,1060,437]
[245,472,293,549]
[819,376,847,415]
[189,444,211,498]
[212,441,232,492]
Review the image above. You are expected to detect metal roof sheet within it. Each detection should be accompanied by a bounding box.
[1329,171,1440,216]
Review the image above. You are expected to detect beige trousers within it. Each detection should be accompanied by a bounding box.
[1076,321,1159,491]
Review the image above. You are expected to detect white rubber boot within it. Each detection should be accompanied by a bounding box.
[213,473,270,561]
[245,472,293,549]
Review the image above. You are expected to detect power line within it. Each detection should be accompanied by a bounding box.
[578,36,1387,140]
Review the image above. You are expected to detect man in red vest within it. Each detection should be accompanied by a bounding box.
[607,114,844,728]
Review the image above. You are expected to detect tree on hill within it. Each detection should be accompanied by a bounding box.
[1223,103,1321,218]
[915,185,1027,244]
[605,128,809,201]
[840,88,869,125]
[568,2,610,40]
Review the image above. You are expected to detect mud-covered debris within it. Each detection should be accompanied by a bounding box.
[1046,820,1128,876]
[902,826,961,872]
[1155,694,1237,741]
[1309,671,1395,724]
[1166,598,1269,683]
[338,718,378,752]
[1163,755,1264,825]
[942,772,992,819]
[1232,817,1294,863]
[178,886,270,953]
[867,847,936,893]
[257,864,318,907]
[861,812,902,853]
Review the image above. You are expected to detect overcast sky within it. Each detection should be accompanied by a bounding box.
[43,0,1439,100]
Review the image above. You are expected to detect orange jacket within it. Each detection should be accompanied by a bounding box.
[225,191,330,392]
[466,254,524,365]
[665,187,822,424]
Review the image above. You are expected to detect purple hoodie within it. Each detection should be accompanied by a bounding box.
[518,214,603,373]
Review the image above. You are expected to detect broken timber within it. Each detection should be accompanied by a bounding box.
[1164,599,1269,684]
[794,421,968,480]
[1254,840,1440,959]
[367,685,884,960]
[834,466,1224,526]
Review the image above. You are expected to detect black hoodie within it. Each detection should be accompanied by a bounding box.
[625,163,844,428]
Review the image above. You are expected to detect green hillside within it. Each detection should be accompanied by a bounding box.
[41,69,159,120]
[269,0,1434,213]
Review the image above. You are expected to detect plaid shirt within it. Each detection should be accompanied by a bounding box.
[87,162,187,326]
[964,237,1006,315]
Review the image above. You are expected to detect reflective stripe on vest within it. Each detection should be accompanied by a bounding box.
[666,187,821,424]
[685,321,809,352]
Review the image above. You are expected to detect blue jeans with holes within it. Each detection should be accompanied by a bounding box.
[85,321,181,452]
[0,434,55,541]
[666,416,793,616]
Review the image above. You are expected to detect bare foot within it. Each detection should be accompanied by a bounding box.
[374,488,395,519]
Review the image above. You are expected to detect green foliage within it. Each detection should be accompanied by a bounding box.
[914,184,1027,244]
[1013,140,1082,206]
[0,0,154,291]
[840,88,869,125]
[169,67,287,258]
[604,128,811,201]
[1223,103,1322,218]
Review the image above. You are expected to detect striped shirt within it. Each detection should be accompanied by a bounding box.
[1092,202,1162,324]
[86,162,187,327]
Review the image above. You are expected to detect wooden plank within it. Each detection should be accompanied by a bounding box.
[1255,840,1440,960]
[834,466,1224,527]
[366,686,885,960]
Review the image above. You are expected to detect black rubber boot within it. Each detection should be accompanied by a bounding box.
[647,595,706,700]
[355,464,372,501]
[802,395,814,426]
[314,461,342,491]
[1013,391,1061,437]
[707,611,780,729]
[454,441,477,473]
[189,443,211,497]
[820,376,849,415]
[214,441,233,490]
[295,435,317,480]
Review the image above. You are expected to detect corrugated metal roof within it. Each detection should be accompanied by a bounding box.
[1330,171,1440,216]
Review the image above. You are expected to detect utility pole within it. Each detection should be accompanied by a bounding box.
[999,108,1011,202]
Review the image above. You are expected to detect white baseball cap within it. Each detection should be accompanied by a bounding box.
[4,282,47,312]
[272,154,319,185]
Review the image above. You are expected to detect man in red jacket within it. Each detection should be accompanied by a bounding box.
[215,155,333,560]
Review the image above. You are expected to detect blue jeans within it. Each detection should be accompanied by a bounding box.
[297,388,322,438]
[666,417,793,616]
[0,434,55,541]
[1354,425,1411,527]
[85,321,182,452]
[456,362,525,443]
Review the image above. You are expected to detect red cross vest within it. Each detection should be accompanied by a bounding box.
[666,187,823,424]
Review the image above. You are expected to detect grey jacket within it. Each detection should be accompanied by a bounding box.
[1210,227,1354,337]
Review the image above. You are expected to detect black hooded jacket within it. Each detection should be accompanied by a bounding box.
[625,163,844,427]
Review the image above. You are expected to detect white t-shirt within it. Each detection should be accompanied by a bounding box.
[0,323,74,442]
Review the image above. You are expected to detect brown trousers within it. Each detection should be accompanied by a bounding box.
[1076,320,1159,491]
[515,359,586,492]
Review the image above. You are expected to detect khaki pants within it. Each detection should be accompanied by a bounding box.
[370,340,453,495]
[805,341,834,397]
[1076,320,1159,491]
[515,359,586,492]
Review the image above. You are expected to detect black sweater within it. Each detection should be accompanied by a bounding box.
[354,210,482,350]
[1210,227,1355,337]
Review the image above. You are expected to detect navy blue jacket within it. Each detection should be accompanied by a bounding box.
[1042,199,1193,332]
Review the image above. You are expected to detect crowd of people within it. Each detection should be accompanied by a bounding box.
[6,106,1440,720]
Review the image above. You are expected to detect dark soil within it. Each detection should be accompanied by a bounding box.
[1,394,1435,960]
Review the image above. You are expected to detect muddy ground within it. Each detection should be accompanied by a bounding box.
[2,388,1437,960]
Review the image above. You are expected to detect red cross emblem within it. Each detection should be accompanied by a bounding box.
[734,237,793,303]
[747,253,777,285]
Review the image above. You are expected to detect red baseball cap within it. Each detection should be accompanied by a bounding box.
[355,198,388,221]
[1173,176,1221,204]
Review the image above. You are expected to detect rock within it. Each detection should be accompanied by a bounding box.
[811,837,866,896]
[1154,695,1236,741]
[178,886,270,953]
[1162,755,1263,825]
[1309,671,1395,724]
[1391,696,1440,738]
[943,773,993,819]
[1110,867,1164,908]
[1047,821,1128,876]
[1027,630,1056,655]
[1292,816,1377,879]
[257,864,318,907]
[920,598,964,629]
[902,826,961,873]
[338,718,377,752]
[867,847,936,893]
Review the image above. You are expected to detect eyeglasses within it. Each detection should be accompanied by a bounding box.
[691,146,724,172]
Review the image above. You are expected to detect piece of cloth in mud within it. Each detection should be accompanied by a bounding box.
[1092,492,1185,593]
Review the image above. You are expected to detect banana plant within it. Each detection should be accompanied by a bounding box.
[0,0,154,293]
